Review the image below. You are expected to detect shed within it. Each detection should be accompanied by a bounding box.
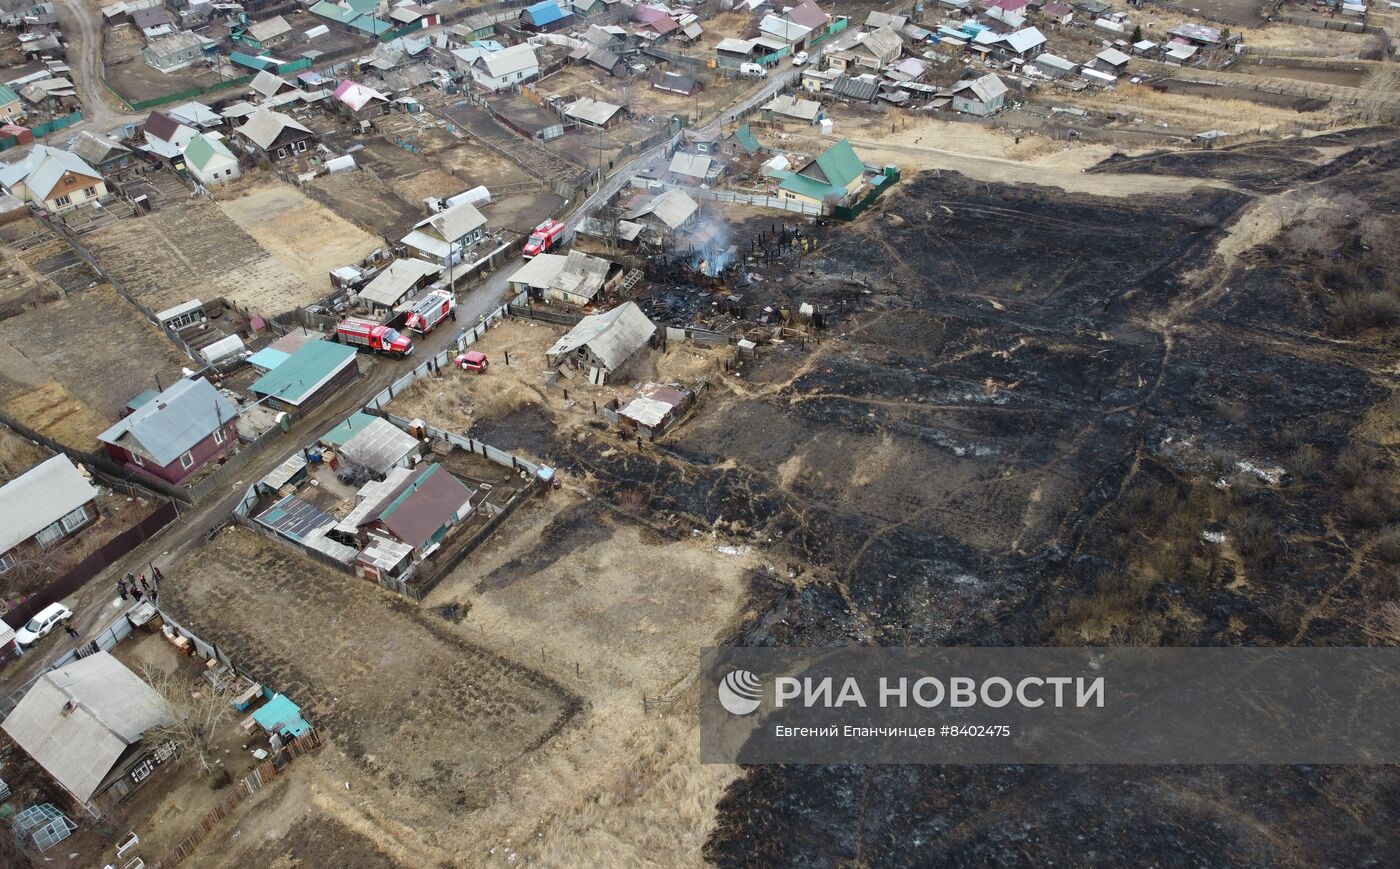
[547,301,655,381]
[249,340,359,412]
[338,416,419,475]
[357,258,441,310]
[251,693,311,739]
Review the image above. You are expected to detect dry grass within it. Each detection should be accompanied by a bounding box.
[1238,24,1379,57]
[0,426,48,482]
[1060,83,1319,133]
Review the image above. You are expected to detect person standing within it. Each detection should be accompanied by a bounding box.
[63,623,79,639]
[117,578,129,600]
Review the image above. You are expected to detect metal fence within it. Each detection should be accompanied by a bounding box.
[0,604,141,721]
[704,189,822,216]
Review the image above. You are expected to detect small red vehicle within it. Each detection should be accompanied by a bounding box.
[455,351,489,372]
[522,219,565,258]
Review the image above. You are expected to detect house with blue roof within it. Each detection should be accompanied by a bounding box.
[0,144,106,214]
[99,378,239,484]
[309,0,391,35]
[250,340,359,414]
[521,0,574,32]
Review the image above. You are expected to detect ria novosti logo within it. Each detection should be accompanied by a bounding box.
[717,669,763,715]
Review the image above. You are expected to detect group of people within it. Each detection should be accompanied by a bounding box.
[117,563,164,605]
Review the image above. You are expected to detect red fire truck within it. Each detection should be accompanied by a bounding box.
[400,288,457,335]
[522,219,565,258]
[335,317,414,358]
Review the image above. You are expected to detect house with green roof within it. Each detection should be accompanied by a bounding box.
[777,138,867,211]
[182,133,240,187]
[0,84,22,125]
[250,340,359,414]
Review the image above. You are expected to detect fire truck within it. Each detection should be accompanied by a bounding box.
[399,288,457,335]
[522,219,565,258]
[335,317,414,358]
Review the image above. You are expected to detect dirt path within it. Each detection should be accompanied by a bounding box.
[51,0,144,131]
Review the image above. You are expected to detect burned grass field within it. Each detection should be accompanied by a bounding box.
[399,135,1400,862]
[688,136,1400,864]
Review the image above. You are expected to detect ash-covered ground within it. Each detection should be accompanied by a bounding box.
[466,130,1400,864]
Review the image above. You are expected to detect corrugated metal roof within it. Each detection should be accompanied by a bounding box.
[0,144,101,201]
[413,199,486,244]
[320,411,378,446]
[669,151,712,178]
[565,96,621,126]
[477,43,537,78]
[369,463,473,549]
[0,455,98,554]
[237,108,311,150]
[358,258,440,307]
[339,417,418,474]
[2,652,171,803]
[624,188,698,229]
[98,377,237,466]
[260,452,307,490]
[547,301,655,371]
[249,340,357,406]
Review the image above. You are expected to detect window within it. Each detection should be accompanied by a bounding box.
[179,451,194,470]
[277,148,286,159]
[0,551,15,573]
[131,451,143,467]
[54,194,70,207]
[60,505,90,533]
[36,522,64,547]
[83,186,96,198]
[214,427,226,445]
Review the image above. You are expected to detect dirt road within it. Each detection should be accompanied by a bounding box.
[51,0,144,133]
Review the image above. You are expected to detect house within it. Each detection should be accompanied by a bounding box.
[624,188,699,236]
[142,30,203,72]
[507,249,621,305]
[458,12,496,40]
[338,416,420,475]
[668,151,714,185]
[778,139,866,209]
[546,301,656,382]
[0,455,99,572]
[357,258,441,310]
[565,96,623,129]
[167,100,222,129]
[653,71,701,96]
[949,72,1008,115]
[471,43,539,91]
[235,108,315,162]
[1094,46,1130,74]
[617,381,694,438]
[763,93,824,122]
[98,378,238,484]
[388,4,439,29]
[309,0,391,36]
[1167,23,1222,46]
[827,26,902,72]
[249,340,359,414]
[759,14,812,47]
[1040,2,1074,25]
[183,133,240,186]
[996,26,1046,59]
[0,84,24,124]
[2,652,174,810]
[244,15,293,49]
[784,0,833,45]
[984,6,1026,31]
[68,131,135,179]
[141,110,198,160]
[1034,52,1078,78]
[829,74,880,103]
[633,5,678,37]
[248,70,296,102]
[132,6,176,38]
[865,10,907,29]
[715,37,764,69]
[521,0,573,32]
[400,200,488,268]
[0,144,106,213]
[333,79,391,121]
[352,463,474,559]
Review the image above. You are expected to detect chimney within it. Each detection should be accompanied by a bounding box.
[60,699,77,718]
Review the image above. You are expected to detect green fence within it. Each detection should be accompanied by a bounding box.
[119,74,255,112]
[809,16,850,50]
[833,166,900,221]
[379,20,424,41]
[0,110,83,150]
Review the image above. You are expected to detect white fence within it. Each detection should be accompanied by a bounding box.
[703,189,823,216]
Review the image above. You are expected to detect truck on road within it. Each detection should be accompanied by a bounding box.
[398,288,457,335]
[336,317,414,358]
[522,219,565,258]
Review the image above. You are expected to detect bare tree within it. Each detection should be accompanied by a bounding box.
[138,663,238,776]
[1356,63,1399,123]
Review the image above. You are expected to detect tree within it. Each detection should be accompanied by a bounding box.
[1131,25,1143,44]
[1356,62,1400,123]
[138,663,238,776]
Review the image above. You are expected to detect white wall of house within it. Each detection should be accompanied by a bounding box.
[189,154,241,187]
[41,179,108,213]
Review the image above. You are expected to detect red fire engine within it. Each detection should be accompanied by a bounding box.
[336,317,414,358]
[522,219,565,258]
[400,288,457,335]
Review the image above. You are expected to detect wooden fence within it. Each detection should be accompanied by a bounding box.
[151,730,324,869]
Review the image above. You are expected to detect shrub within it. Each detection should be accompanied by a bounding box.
[1333,290,1400,334]
[1373,527,1400,565]
[1229,513,1280,564]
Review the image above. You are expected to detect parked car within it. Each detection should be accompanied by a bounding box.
[792,51,809,66]
[455,351,488,372]
[740,63,768,78]
[15,603,73,647]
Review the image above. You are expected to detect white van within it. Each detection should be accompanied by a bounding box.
[740,63,768,78]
